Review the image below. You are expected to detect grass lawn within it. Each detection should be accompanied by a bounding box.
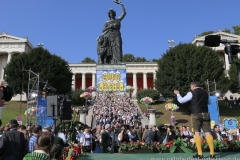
[2,101,27,125]
[139,100,240,128]
[1,100,239,128]
[1,101,84,126]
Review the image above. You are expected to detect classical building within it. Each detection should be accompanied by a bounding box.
[0,32,158,99]
[192,30,240,75]
[2,31,240,100]
[0,32,33,83]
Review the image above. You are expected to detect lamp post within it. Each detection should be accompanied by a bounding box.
[37,43,44,48]
[168,40,175,48]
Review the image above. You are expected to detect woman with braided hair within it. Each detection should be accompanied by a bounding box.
[23,132,55,160]
[50,144,63,160]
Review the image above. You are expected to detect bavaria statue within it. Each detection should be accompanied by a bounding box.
[97,0,126,64]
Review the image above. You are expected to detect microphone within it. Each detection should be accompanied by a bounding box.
[205,35,240,47]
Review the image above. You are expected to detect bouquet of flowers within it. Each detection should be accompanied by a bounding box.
[80,92,92,99]
[86,86,96,92]
[165,103,179,111]
[140,97,154,105]
[124,86,134,92]
[24,107,37,116]
[64,144,81,160]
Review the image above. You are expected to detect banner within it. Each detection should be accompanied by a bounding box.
[37,97,54,128]
[223,118,238,130]
[96,70,126,91]
[208,96,220,128]
[36,97,47,127]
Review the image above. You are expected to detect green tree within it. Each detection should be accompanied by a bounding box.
[5,47,73,95]
[69,90,86,106]
[198,31,214,37]
[152,58,160,62]
[155,43,229,98]
[134,57,149,62]
[232,26,240,35]
[122,53,135,62]
[222,26,240,35]
[223,28,231,33]
[81,57,96,63]
[136,89,159,101]
[228,58,240,93]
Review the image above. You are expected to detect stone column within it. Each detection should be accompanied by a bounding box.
[79,109,87,125]
[92,73,96,98]
[82,73,86,90]
[133,73,137,97]
[7,52,12,64]
[92,73,96,87]
[153,72,156,89]
[143,72,148,89]
[148,109,157,125]
[72,74,76,91]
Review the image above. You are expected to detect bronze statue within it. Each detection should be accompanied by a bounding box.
[97,0,126,64]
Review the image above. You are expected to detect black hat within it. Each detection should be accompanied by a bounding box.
[10,119,19,127]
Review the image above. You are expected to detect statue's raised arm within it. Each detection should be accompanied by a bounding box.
[117,2,126,21]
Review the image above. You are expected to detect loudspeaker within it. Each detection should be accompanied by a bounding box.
[47,95,58,116]
[61,101,72,120]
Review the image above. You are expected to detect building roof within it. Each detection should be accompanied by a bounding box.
[0,31,34,49]
[191,30,240,44]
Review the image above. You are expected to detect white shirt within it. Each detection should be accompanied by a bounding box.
[80,132,92,146]
[58,132,67,144]
[216,132,221,141]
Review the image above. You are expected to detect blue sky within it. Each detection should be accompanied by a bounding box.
[0,0,239,63]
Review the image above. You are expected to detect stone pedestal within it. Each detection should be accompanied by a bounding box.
[79,109,87,125]
[148,109,157,126]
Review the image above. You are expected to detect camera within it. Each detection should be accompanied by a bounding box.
[205,35,240,64]
[43,84,56,95]
[205,35,240,87]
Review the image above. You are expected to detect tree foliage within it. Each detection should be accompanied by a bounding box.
[223,28,231,33]
[5,47,73,95]
[155,43,229,98]
[198,25,240,36]
[136,89,159,101]
[81,57,96,63]
[198,31,214,37]
[68,90,86,106]
[122,53,135,62]
[220,25,240,35]
[134,57,149,62]
[151,58,160,62]
[228,58,240,93]
[232,26,240,35]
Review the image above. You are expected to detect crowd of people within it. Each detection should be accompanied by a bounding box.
[92,93,141,128]
[1,85,240,159]
[0,119,64,160]
[224,95,240,110]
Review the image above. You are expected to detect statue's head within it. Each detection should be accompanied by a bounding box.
[108,8,116,19]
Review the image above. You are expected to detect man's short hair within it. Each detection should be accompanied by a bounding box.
[33,126,41,134]
[191,81,200,87]
[214,125,219,129]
